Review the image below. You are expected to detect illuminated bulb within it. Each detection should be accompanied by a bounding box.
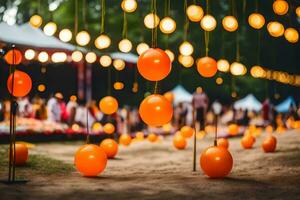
[24,49,35,60]
[43,22,57,36]
[186,5,204,22]
[230,62,247,76]
[121,0,137,13]
[284,28,299,43]
[144,13,160,29]
[179,41,194,56]
[113,59,125,71]
[231,91,237,98]
[99,55,112,67]
[165,49,175,62]
[222,16,238,32]
[296,7,300,17]
[38,51,49,63]
[29,15,43,28]
[85,52,97,63]
[200,15,217,31]
[51,52,67,63]
[76,31,90,46]
[178,55,194,68]
[217,59,230,72]
[72,51,83,62]
[273,0,289,15]
[114,82,124,90]
[248,13,265,29]
[250,66,266,78]
[136,43,149,55]
[118,39,132,53]
[159,17,176,34]
[267,21,284,37]
[216,77,223,85]
[38,84,46,92]
[59,29,72,42]
[95,34,111,49]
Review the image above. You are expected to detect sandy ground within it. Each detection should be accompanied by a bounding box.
[1,130,300,200]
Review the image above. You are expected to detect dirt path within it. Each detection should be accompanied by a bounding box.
[1,130,300,200]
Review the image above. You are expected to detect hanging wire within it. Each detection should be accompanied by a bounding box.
[151,0,157,47]
[74,0,78,36]
[183,0,189,41]
[122,11,128,38]
[204,0,210,56]
[100,0,106,34]
[164,0,170,48]
[154,81,159,94]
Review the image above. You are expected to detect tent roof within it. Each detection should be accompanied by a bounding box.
[275,96,296,113]
[234,94,262,111]
[110,52,138,63]
[170,85,193,104]
[0,22,84,52]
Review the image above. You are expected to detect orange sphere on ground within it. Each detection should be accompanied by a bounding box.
[241,135,255,149]
[7,70,32,97]
[74,144,107,177]
[119,134,132,146]
[99,96,118,115]
[173,134,187,150]
[4,49,23,65]
[103,123,115,134]
[262,136,277,153]
[100,139,118,158]
[180,126,194,138]
[137,48,171,81]
[217,138,229,149]
[228,124,239,136]
[163,92,174,103]
[200,146,233,178]
[196,56,218,78]
[135,131,144,140]
[139,94,173,126]
[11,143,29,166]
[147,133,159,143]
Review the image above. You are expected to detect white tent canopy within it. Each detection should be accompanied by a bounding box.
[170,85,193,105]
[0,22,84,52]
[234,94,262,111]
[110,52,138,63]
[275,96,297,113]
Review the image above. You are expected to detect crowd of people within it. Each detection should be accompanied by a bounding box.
[0,89,300,135]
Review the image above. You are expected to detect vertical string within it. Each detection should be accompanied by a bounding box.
[100,0,106,34]
[151,0,157,47]
[204,0,209,56]
[74,0,78,36]
[122,11,127,38]
[183,0,189,41]
[154,81,158,94]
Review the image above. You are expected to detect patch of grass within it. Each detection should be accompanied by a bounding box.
[0,145,74,177]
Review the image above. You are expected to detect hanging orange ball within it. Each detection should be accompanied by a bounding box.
[147,133,159,143]
[137,48,171,81]
[200,146,233,178]
[180,126,194,138]
[4,49,23,65]
[262,136,277,153]
[173,133,187,150]
[10,143,29,166]
[139,94,173,126]
[241,135,255,149]
[7,70,32,97]
[217,138,229,149]
[100,139,118,158]
[196,56,218,78]
[119,134,132,146]
[103,123,115,134]
[228,124,239,136]
[99,96,118,115]
[74,144,107,177]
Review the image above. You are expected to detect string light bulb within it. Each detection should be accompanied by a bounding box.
[24,49,35,60]
[179,41,194,56]
[159,17,176,34]
[144,13,160,29]
[76,31,91,46]
[200,15,217,31]
[248,13,265,29]
[121,0,137,13]
[267,21,284,37]
[29,15,43,28]
[230,62,247,76]
[59,29,72,42]
[113,59,126,71]
[72,51,83,62]
[99,55,112,67]
[178,55,194,68]
[186,5,204,22]
[284,28,299,43]
[43,22,57,36]
[217,59,230,72]
[95,34,111,49]
[273,0,289,15]
[165,49,175,62]
[136,43,149,55]
[38,51,49,63]
[222,16,238,32]
[85,52,97,63]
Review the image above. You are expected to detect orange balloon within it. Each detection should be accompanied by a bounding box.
[139,94,173,126]
[147,133,158,143]
[74,144,107,177]
[119,134,132,146]
[180,126,194,138]
[10,143,29,166]
[173,134,187,150]
[103,123,115,134]
[137,48,171,81]
[217,138,229,149]
[7,70,32,97]
[200,146,233,178]
[163,92,174,103]
[228,124,239,136]
[100,138,118,158]
[262,136,277,153]
[241,135,255,149]
[196,56,217,78]
[99,96,118,115]
[4,49,22,65]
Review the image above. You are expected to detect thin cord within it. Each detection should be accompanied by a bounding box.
[122,11,127,38]
[183,0,189,41]
[100,0,106,34]
[74,0,78,36]
[154,81,159,94]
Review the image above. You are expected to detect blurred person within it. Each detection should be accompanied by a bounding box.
[47,93,62,122]
[262,98,271,125]
[35,99,48,120]
[192,87,209,131]
[67,96,78,125]
[174,102,188,129]
[18,97,33,118]
[0,100,4,121]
